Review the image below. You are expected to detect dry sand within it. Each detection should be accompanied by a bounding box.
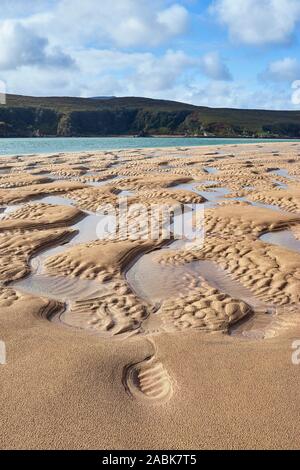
[0,141,300,449]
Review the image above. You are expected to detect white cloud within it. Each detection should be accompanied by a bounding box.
[181,80,295,109]
[0,0,297,110]
[262,58,300,82]
[211,0,300,45]
[41,0,189,48]
[1,53,296,110]
[133,50,192,91]
[0,1,53,19]
[0,48,190,97]
[0,20,74,70]
[0,46,232,101]
[291,80,300,105]
[199,52,232,81]
[62,48,232,97]
[157,4,189,36]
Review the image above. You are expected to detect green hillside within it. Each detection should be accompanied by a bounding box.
[0,94,299,138]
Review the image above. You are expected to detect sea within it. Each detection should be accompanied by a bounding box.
[0,137,299,156]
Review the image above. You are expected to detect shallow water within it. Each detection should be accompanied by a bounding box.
[204,167,218,174]
[260,230,300,253]
[0,204,22,218]
[173,179,291,213]
[272,168,298,181]
[1,137,299,156]
[200,187,231,203]
[273,180,288,189]
[36,195,76,207]
[126,250,265,308]
[10,195,107,300]
[0,167,11,174]
[229,312,275,340]
[236,196,291,214]
[172,180,231,206]
[13,274,109,302]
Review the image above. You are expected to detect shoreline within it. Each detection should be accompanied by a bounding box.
[1,134,300,140]
[1,139,300,158]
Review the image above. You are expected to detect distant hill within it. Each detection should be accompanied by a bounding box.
[0,94,300,138]
[90,96,116,100]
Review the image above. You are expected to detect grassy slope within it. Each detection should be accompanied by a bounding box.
[0,94,300,137]
[4,95,197,111]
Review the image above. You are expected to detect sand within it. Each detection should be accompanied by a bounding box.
[0,141,300,449]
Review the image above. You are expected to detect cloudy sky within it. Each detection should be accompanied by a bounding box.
[0,0,300,109]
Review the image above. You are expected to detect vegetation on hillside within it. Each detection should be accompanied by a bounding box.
[0,94,299,138]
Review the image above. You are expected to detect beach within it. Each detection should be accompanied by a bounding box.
[0,141,300,449]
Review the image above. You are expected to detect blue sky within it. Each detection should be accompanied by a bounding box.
[0,0,300,109]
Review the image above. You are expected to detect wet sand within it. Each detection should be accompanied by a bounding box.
[0,141,300,449]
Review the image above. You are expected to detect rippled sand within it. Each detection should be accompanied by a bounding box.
[1,141,300,449]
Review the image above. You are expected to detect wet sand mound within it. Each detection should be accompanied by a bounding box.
[205,204,300,237]
[0,173,52,188]
[0,228,74,282]
[65,186,119,211]
[158,281,251,333]
[136,188,206,204]
[248,188,300,213]
[44,239,158,281]
[112,174,194,191]
[0,180,86,205]
[0,203,82,231]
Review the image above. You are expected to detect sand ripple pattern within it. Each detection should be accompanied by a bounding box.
[1,142,299,344]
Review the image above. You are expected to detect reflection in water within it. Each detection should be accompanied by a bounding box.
[0,204,22,219]
[126,250,265,308]
[260,230,300,253]
[13,274,110,302]
[40,195,76,206]
[10,195,107,301]
[204,167,218,174]
[230,311,275,340]
[172,181,231,207]
[236,197,290,213]
[273,179,288,189]
[272,168,298,181]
